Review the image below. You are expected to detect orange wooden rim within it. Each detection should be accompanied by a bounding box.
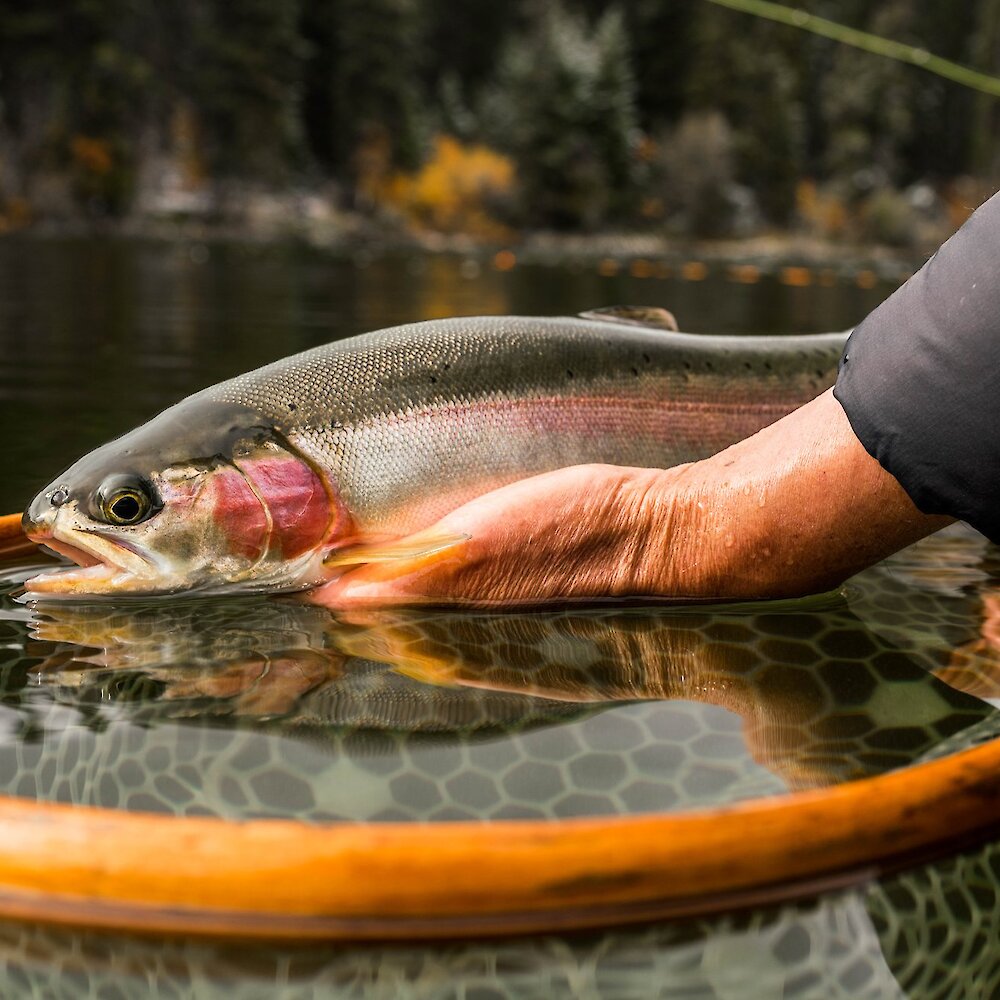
[0,512,36,561]
[0,513,22,538]
[0,736,992,940]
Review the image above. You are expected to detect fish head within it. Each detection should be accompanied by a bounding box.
[22,396,342,598]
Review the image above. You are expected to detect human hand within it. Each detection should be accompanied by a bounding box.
[309,464,679,609]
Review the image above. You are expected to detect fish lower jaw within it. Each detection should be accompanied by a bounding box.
[22,551,330,600]
[22,522,167,598]
[23,562,153,598]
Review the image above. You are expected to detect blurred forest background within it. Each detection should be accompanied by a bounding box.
[0,0,998,248]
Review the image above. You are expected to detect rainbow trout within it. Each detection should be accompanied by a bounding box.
[22,312,848,597]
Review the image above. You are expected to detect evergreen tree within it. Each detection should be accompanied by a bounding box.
[0,0,158,214]
[685,2,805,224]
[301,0,424,200]
[593,8,639,204]
[418,0,520,97]
[485,1,639,229]
[820,1,917,188]
[625,0,701,129]
[189,0,305,185]
[950,0,995,177]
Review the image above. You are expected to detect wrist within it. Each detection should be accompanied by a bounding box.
[622,459,795,602]
[627,389,954,604]
[614,464,724,600]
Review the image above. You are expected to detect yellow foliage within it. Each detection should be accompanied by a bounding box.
[354,125,395,211]
[380,135,515,241]
[170,102,206,187]
[0,197,32,231]
[639,196,664,220]
[942,176,992,231]
[70,135,114,176]
[795,179,846,238]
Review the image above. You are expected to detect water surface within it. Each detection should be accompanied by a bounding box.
[0,236,997,997]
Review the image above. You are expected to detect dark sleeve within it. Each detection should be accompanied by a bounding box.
[833,191,1000,544]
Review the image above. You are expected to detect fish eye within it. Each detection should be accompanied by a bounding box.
[93,476,159,527]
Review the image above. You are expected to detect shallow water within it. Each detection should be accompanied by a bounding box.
[0,237,998,996]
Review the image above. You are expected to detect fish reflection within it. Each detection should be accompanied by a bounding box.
[26,594,996,793]
[27,599,596,736]
[31,599,344,719]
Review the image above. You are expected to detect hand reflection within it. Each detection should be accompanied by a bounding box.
[937,589,1000,702]
[331,605,995,789]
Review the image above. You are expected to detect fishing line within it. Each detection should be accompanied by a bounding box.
[704,0,1000,98]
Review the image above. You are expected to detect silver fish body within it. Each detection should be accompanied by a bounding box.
[23,315,849,596]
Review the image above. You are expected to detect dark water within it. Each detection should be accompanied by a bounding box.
[0,237,997,997]
[0,237,891,514]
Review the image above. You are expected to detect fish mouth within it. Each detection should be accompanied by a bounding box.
[24,527,160,598]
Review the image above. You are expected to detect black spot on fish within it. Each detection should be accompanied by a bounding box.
[642,353,650,364]
[682,360,692,371]
[630,367,639,377]
[704,361,714,371]
[566,369,574,379]
[287,402,297,412]
[744,362,753,370]
[764,361,773,372]
[429,376,438,384]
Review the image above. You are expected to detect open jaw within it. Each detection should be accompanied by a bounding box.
[24,531,161,597]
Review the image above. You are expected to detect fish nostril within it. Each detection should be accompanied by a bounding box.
[22,501,48,538]
[23,489,65,538]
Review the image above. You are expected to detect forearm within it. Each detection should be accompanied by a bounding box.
[635,388,953,600]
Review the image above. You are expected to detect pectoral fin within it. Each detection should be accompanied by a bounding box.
[324,531,470,569]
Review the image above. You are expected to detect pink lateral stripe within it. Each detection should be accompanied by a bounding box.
[353,392,814,449]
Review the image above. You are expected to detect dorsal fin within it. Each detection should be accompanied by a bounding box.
[579,305,679,332]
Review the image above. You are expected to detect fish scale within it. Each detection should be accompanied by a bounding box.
[203,317,848,533]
